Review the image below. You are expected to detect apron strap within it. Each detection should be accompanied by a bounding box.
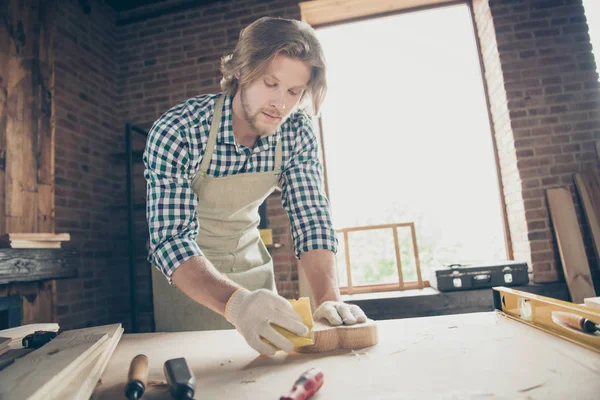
[199,94,225,174]
[273,135,283,174]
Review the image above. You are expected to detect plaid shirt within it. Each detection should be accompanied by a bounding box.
[144,93,338,280]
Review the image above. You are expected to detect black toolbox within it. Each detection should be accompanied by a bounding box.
[429,260,529,292]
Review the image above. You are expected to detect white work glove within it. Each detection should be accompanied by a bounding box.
[225,288,309,356]
[313,301,367,326]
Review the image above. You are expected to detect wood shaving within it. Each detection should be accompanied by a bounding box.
[241,378,256,384]
[350,350,368,357]
[220,359,234,366]
[448,325,458,329]
[518,383,544,393]
[148,380,168,387]
[390,349,407,355]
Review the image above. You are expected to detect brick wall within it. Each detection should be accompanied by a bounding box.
[473,0,600,283]
[54,0,131,330]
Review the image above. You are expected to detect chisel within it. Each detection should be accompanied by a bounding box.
[124,354,149,400]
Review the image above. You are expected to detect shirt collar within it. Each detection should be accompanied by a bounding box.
[216,93,282,153]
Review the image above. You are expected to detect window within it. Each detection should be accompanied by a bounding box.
[315,3,508,294]
[583,0,600,81]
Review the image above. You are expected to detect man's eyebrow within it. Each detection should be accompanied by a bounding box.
[264,74,307,90]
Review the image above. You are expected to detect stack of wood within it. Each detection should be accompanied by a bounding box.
[0,233,71,249]
[0,323,123,399]
[546,140,600,304]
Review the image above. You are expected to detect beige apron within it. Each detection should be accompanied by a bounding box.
[151,94,282,332]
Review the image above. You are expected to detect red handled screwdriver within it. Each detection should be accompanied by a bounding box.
[280,367,324,400]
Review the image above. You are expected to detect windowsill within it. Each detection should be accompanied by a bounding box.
[340,282,573,320]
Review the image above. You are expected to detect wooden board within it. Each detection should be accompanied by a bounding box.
[0,248,77,284]
[0,331,108,400]
[51,324,124,400]
[574,170,600,272]
[92,312,600,399]
[297,319,378,353]
[546,188,596,303]
[4,0,56,234]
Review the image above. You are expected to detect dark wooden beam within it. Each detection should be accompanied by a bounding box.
[0,249,77,284]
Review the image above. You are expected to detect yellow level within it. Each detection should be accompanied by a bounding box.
[493,286,600,354]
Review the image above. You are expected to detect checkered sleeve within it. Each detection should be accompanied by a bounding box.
[281,115,338,258]
[143,119,203,283]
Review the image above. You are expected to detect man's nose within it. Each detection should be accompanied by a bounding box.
[270,90,286,112]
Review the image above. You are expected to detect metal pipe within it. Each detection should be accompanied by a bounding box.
[126,124,138,333]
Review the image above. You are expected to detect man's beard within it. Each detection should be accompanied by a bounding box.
[240,86,282,137]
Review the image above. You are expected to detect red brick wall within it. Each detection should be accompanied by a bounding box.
[54,0,130,330]
[473,0,600,283]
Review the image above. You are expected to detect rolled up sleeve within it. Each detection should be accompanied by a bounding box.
[281,117,338,258]
[144,122,203,283]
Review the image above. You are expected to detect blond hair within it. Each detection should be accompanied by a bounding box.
[220,17,327,116]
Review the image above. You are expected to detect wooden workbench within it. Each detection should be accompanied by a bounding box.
[92,312,600,399]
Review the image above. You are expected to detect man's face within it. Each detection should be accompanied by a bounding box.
[238,53,311,136]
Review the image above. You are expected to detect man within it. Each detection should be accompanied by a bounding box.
[144,16,367,357]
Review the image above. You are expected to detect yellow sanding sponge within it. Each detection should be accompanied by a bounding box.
[269,297,314,349]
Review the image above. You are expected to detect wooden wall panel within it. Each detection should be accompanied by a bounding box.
[4,0,56,234]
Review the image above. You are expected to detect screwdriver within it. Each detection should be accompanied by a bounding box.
[280,367,324,400]
[164,357,196,400]
[124,354,149,400]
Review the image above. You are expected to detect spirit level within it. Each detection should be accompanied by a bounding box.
[493,286,600,353]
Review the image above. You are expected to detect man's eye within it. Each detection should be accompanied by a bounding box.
[264,80,276,87]
[289,90,300,96]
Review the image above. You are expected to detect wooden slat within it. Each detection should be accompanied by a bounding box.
[4,0,56,233]
[1,232,70,241]
[299,0,460,27]
[51,324,124,400]
[0,331,109,400]
[392,227,404,288]
[0,0,9,235]
[574,170,600,272]
[546,188,596,303]
[0,248,77,284]
[338,222,413,233]
[21,280,57,325]
[343,231,353,292]
[410,223,424,287]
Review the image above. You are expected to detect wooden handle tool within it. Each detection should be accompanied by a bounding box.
[125,354,149,400]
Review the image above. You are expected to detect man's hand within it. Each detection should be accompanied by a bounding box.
[313,301,367,326]
[225,289,309,356]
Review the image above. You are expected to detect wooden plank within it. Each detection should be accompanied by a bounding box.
[0,0,9,235]
[0,248,77,284]
[4,0,55,233]
[574,170,600,272]
[1,233,70,241]
[546,188,596,303]
[35,0,56,234]
[6,0,29,225]
[92,313,600,399]
[21,280,57,325]
[51,324,124,400]
[37,184,54,233]
[299,0,459,27]
[0,331,109,400]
